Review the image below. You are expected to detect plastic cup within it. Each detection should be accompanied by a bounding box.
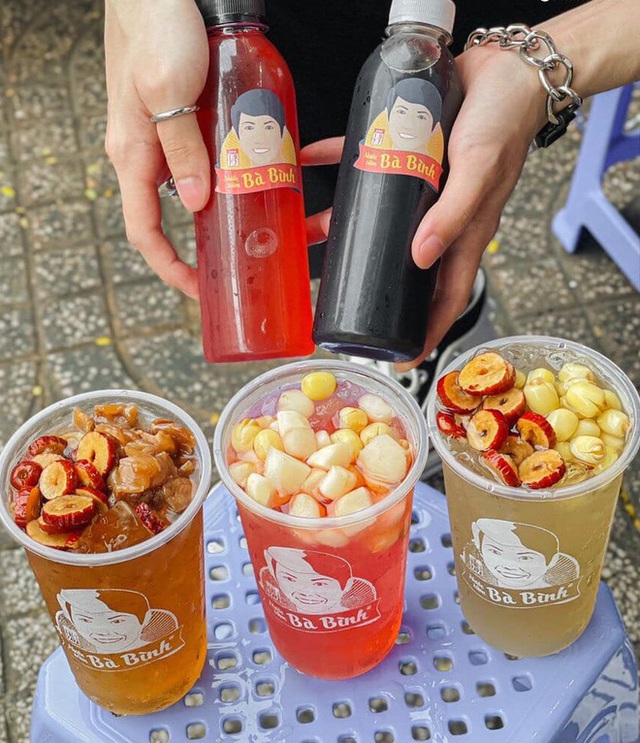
[427,336,640,657]
[214,360,428,679]
[0,390,212,715]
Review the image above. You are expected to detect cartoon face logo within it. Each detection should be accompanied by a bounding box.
[464,519,579,590]
[260,546,376,616]
[385,79,441,154]
[231,89,286,167]
[55,589,179,655]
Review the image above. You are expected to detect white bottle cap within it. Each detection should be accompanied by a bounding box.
[388,0,456,36]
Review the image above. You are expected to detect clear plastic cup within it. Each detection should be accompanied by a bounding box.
[213,360,428,679]
[426,336,640,657]
[0,390,212,715]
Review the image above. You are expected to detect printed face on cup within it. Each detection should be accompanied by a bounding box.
[460,518,582,608]
[54,588,185,670]
[387,96,434,152]
[259,547,382,631]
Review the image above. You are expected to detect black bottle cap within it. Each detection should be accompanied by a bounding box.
[196,0,267,27]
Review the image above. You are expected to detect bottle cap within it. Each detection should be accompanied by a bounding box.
[196,0,266,27]
[388,0,455,36]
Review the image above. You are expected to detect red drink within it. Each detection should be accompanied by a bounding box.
[214,362,428,679]
[194,0,314,363]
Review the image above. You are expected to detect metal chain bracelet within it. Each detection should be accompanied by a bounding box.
[465,24,583,149]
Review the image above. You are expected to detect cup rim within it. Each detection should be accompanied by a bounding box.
[0,389,212,566]
[213,359,429,528]
[426,335,640,501]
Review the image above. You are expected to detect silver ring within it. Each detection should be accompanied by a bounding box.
[150,105,199,123]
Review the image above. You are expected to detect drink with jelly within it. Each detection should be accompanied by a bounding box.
[428,336,639,657]
[214,361,428,678]
[0,391,212,715]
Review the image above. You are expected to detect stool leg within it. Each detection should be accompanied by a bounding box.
[552,86,640,291]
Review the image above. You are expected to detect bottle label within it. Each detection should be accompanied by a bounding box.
[215,89,301,195]
[354,78,444,191]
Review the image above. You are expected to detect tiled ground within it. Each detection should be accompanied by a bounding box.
[0,2,638,741]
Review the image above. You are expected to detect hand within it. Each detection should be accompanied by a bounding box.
[300,137,344,245]
[104,0,210,299]
[302,49,546,368]
[400,45,546,368]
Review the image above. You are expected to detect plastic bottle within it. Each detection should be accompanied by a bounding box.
[194,0,314,363]
[313,0,462,362]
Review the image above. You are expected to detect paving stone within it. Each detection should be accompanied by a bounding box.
[4,612,58,698]
[77,111,107,153]
[17,156,85,206]
[46,343,137,399]
[11,118,77,162]
[94,190,125,238]
[511,307,605,352]
[25,200,94,251]
[0,701,7,743]
[0,170,18,212]
[588,296,640,368]
[0,257,28,307]
[0,213,24,258]
[0,551,45,619]
[167,222,197,267]
[488,257,576,319]
[0,308,35,361]
[9,82,71,122]
[113,280,184,335]
[556,232,638,301]
[82,155,119,196]
[0,361,38,452]
[162,195,195,228]
[11,23,74,85]
[5,692,31,743]
[32,243,102,300]
[39,294,110,351]
[0,132,10,165]
[101,237,156,284]
[0,548,45,620]
[601,501,640,647]
[122,330,289,418]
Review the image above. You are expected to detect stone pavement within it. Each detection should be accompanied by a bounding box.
[0,2,638,741]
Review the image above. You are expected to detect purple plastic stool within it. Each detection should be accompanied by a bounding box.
[553,84,640,290]
[31,482,638,742]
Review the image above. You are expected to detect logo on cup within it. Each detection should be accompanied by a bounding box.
[55,588,185,671]
[259,546,381,632]
[460,518,581,608]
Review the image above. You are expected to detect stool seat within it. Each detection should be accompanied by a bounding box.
[553,84,640,291]
[31,482,639,743]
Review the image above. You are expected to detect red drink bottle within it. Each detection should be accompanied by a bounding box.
[194,0,314,363]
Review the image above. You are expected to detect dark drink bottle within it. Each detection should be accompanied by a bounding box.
[194,0,314,363]
[313,0,462,361]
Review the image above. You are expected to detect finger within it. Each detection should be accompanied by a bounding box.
[411,143,524,270]
[155,113,210,212]
[396,217,497,371]
[300,137,345,166]
[306,208,332,245]
[118,164,199,299]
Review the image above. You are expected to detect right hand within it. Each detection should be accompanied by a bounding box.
[104,0,210,299]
